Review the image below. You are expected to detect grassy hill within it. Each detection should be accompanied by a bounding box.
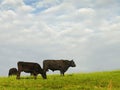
[0,70,120,90]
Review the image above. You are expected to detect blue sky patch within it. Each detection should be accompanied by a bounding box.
[23,0,40,6]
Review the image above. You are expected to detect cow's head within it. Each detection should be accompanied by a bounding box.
[41,70,47,79]
[70,60,76,67]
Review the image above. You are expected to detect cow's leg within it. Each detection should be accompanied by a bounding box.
[43,65,49,73]
[8,72,11,77]
[62,72,65,76]
[34,74,37,79]
[60,70,64,76]
[33,71,37,79]
[16,71,21,79]
[30,73,33,76]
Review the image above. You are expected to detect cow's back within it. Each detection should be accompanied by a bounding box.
[43,60,68,71]
[17,61,42,72]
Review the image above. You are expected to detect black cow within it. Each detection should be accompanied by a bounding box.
[8,68,18,76]
[43,60,76,76]
[16,61,46,79]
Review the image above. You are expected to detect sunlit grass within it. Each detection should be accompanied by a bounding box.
[0,70,120,90]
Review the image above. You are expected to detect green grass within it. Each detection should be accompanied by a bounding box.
[0,70,120,90]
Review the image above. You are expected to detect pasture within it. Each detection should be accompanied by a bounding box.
[0,70,120,90]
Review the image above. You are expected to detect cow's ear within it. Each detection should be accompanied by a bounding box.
[71,60,73,61]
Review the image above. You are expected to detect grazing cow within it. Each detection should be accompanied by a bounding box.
[8,68,18,76]
[43,60,76,76]
[16,61,46,79]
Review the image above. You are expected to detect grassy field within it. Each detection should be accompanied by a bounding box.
[0,70,120,90]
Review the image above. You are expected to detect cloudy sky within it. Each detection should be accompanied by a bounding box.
[0,0,120,76]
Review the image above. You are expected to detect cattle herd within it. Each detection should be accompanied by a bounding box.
[8,59,76,79]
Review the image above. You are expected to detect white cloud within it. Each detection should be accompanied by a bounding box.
[17,5,34,14]
[0,0,120,76]
[78,8,95,14]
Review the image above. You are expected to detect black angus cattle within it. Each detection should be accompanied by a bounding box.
[43,60,76,76]
[8,68,18,76]
[16,61,46,79]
